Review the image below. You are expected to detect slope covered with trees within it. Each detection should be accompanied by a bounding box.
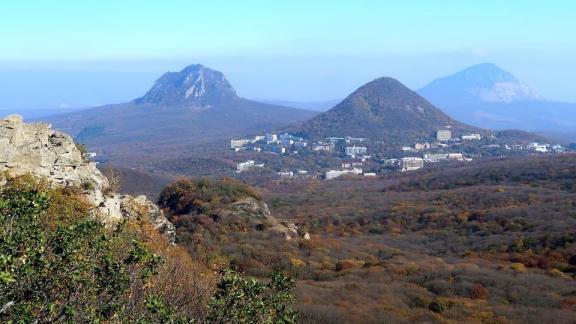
[0,175,297,322]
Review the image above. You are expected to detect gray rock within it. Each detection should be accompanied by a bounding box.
[0,114,175,243]
[219,197,308,240]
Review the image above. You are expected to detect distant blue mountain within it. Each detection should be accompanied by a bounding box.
[253,99,340,112]
[418,63,576,134]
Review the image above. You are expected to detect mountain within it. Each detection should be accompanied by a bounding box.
[41,64,317,165]
[419,63,543,104]
[134,64,237,107]
[418,63,576,133]
[288,77,484,144]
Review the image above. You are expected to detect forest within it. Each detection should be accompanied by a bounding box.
[8,153,575,322]
[157,154,576,323]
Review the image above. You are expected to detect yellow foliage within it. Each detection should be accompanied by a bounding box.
[290,258,306,267]
[547,268,572,280]
[510,263,527,272]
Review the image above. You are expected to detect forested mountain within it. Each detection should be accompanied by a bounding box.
[289,77,484,145]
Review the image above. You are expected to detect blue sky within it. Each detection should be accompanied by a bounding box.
[0,0,575,108]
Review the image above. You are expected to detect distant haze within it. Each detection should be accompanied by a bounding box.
[1,2,575,109]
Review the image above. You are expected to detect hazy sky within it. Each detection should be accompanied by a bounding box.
[1,1,575,108]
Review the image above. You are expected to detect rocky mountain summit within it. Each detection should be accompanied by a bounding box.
[134,64,238,107]
[43,64,316,169]
[0,114,175,242]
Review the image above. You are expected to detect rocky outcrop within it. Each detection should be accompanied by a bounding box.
[217,197,309,240]
[134,64,238,107]
[0,114,175,242]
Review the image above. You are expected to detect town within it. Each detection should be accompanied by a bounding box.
[230,129,573,180]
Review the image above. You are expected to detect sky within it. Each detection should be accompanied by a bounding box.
[0,0,575,109]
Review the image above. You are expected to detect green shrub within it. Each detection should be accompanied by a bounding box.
[429,301,444,313]
[0,177,166,322]
[207,269,298,324]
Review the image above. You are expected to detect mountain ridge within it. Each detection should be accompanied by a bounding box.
[41,64,317,166]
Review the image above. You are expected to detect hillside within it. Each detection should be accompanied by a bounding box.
[288,77,484,145]
[41,64,317,166]
[418,63,576,132]
[0,114,298,323]
[257,153,576,322]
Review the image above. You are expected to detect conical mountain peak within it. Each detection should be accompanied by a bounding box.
[290,76,481,144]
[419,63,543,103]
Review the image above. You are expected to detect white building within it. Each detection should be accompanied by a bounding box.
[324,168,362,180]
[345,146,368,156]
[278,171,294,178]
[424,153,464,162]
[230,139,251,149]
[401,157,424,172]
[236,160,255,173]
[447,153,464,160]
[436,129,452,142]
[462,134,482,140]
[312,143,334,152]
[527,142,548,153]
[424,153,449,162]
[414,142,431,150]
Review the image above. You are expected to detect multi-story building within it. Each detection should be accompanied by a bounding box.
[527,142,548,153]
[345,146,367,156]
[324,168,362,180]
[414,142,431,150]
[447,153,464,160]
[436,129,452,142]
[461,133,482,140]
[312,143,334,152]
[236,160,255,173]
[401,157,424,172]
[423,153,449,162]
[230,139,251,149]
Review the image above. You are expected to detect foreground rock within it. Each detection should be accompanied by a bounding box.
[0,114,175,242]
[218,197,309,240]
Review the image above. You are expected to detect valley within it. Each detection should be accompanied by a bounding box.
[156,153,576,323]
